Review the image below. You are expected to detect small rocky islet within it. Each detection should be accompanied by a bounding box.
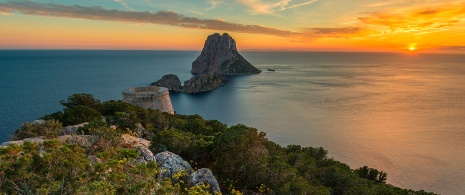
[152,33,261,93]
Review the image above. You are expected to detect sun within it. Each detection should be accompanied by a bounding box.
[408,43,417,51]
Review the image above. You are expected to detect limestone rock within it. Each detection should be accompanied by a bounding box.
[2,134,149,149]
[59,122,88,135]
[121,134,150,148]
[151,74,182,92]
[135,147,156,164]
[192,33,261,75]
[155,151,193,178]
[181,73,226,93]
[87,155,102,166]
[188,168,221,194]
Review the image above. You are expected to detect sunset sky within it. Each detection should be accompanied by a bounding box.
[1,0,465,52]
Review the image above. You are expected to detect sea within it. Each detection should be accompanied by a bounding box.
[1,50,464,194]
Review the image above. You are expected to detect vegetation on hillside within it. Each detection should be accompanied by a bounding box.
[1,93,436,194]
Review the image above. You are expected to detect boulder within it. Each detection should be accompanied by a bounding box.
[188,168,221,194]
[192,33,261,75]
[155,151,193,178]
[151,74,182,92]
[59,122,88,135]
[87,155,102,166]
[181,73,226,93]
[135,147,156,164]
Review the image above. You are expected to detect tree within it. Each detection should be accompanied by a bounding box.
[354,166,388,183]
[12,119,63,140]
[62,105,102,126]
[60,93,101,109]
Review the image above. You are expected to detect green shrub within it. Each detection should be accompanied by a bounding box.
[62,105,102,126]
[60,93,101,109]
[12,119,63,140]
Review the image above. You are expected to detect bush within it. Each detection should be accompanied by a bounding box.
[60,93,101,109]
[12,119,63,140]
[62,105,102,126]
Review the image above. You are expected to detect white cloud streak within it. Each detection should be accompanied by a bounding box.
[238,0,317,14]
[114,0,136,11]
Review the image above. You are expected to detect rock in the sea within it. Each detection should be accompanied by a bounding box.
[188,168,221,194]
[151,74,182,92]
[155,151,193,178]
[192,33,261,75]
[135,147,156,164]
[181,73,226,93]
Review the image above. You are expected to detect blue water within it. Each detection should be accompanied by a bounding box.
[1,50,465,194]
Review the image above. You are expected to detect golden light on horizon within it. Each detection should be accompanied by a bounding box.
[408,43,417,51]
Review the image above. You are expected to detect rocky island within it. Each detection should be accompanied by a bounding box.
[152,33,261,93]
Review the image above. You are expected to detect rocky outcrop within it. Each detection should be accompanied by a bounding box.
[181,73,226,93]
[188,168,221,194]
[155,151,193,178]
[151,33,259,94]
[135,147,156,164]
[59,122,88,135]
[2,134,149,149]
[87,155,102,166]
[150,74,182,92]
[192,33,261,75]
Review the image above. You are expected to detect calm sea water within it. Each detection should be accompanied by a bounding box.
[1,50,464,194]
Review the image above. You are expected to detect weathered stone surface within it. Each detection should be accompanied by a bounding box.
[2,134,149,149]
[188,168,221,194]
[155,151,193,178]
[181,73,226,93]
[192,33,261,75]
[87,155,102,166]
[151,74,182,92]
[135,147,156,164]
[59,122,88,135]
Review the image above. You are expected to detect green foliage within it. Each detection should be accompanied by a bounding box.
[4,93,436,195]
[355,166,388,183]
[62,105,102,126]
[60,93,101,109]
[77,118,107,135]
[12,119,63,140]
[212,125,269,189]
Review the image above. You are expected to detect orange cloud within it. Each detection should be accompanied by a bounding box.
[0,0,369,41]
[0,1,295,37]
[301,27,369,38]
[358,2,465,33]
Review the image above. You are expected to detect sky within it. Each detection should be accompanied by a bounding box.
[1,0,465,52]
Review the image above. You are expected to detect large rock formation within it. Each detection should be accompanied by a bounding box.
[155,151,193,178]
[150,74,182,92]
[135,147,156,164]
[188,168,221,194]
[181,73,226,93]
[192,33,261,75]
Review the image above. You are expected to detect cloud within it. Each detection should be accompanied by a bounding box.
[207,0,224,10]
[114,0,136,11]
[365,0,405,8]
[238,0,317,14]
[358,3,465,33]
[0,0,294,37]
[436,46,465,50]
[301,27,369,38]
[0,0,368,41]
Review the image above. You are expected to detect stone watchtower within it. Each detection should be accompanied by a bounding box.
[122,86,174,114]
